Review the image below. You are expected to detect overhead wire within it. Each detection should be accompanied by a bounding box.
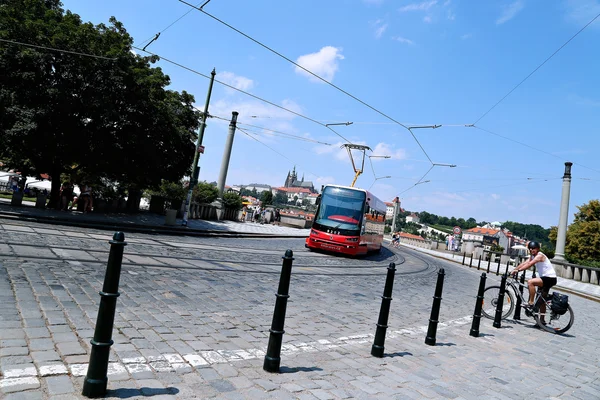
[473,10,600,125]
[135,1,202,47]
[0,38,118,60]
[132,46,351,143]
[236,127,322,180]
[177,0,434,163]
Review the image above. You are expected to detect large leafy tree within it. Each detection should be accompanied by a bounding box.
[564,200,600,262]
[0,0,199,207]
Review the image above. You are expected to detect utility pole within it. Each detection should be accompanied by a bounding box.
[217,111,239,197]
[182,68,216,226]
[554,162,572,261]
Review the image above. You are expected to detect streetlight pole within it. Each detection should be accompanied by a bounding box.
[182,68,216,226]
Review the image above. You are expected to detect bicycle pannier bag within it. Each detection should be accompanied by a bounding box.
[550,292,569,315]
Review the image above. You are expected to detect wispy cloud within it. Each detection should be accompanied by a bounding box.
[496,1,524,25]
[217,71,255,92]
[461,33,472,40]
[295,46,345,83]
[372,142,407,160]
[564,0,600,26]
[373,20,389,38]
[399,1,438,12]
[423,16,433,23]
[393,36,415,45]
[568,93,600,107]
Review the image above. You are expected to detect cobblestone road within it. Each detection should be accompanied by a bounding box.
[1,220,599,399]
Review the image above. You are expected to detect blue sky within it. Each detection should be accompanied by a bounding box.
[60,0,600,228]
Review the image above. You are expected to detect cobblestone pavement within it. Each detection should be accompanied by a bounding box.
[1,221,599,399]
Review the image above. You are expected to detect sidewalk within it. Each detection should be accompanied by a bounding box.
[392,239,600,302]
[0,200,309,238]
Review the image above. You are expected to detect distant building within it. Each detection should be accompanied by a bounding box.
[284,166,317,194]
[406,213,420,223]
[244,183,272,194]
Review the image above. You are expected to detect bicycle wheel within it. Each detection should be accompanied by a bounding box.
[534,303,574,334]
[481,286,515,319]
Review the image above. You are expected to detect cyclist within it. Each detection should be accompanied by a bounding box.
[391,232,400,247]
[511,241,557,316]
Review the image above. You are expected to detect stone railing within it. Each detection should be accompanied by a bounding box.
[279,214,312,229]
[551,260,600,285]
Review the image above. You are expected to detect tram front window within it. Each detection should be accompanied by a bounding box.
[314,187,365,233]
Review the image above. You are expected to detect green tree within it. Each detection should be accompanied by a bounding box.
[273,191,288,205]
[0,0,199,208]
[193,182,218,204]
[222,192,243,210]
[260,191,273,206]
[564,200,600,262]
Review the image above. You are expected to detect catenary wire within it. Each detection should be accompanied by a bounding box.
[177,0,434,163]
[236,127,322,180]
[132,46,351,143]
[473,11,600,125]
[0,38,118,60]
[135,1,202,47]
[209,114,332,145]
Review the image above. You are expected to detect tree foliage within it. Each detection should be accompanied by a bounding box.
[222,192,243,210]
[416,211,478,230]
[193,182,218,204]
[260,190,273,206]
[502,221,552,250]
[564,200,600,262]
[0,0,199,207]
[273,191,288,205]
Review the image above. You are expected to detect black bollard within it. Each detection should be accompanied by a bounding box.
[477,255,482,270]
[493,274,508,328]
[263,249,294,373]
[486,255,491,273]
[425,268,445,346]
[513,271,526,320]
[497,256,501,275]
[462,252,466,265]
[532,265,537,278]
[371,263,397,357]
[82,232,127,398]
[469,254,473,268]
[504,261,510,276]
[470,273,487,337]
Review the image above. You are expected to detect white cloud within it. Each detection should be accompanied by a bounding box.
[399,1,438,12]
[496,1,524,25]
[461,33,472,40]
[565,0,600,26]
[443,0,451,6]
[447,10,456,20]
[207,98,302,126]
[423,16,433,23]
[375,22,389,38]
[491,193,500,200]
[295,46,344,83]
[372,142,407,160]
[217,72,255,91]
[393,36,415,45]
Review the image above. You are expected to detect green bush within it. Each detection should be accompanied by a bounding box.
[193,182,219,204]
[222,192,243,210]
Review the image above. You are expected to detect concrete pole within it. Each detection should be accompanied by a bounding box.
[182,68,216,226]
[554,162,572,261]
[217,112,239,196]
[391,197,400,233]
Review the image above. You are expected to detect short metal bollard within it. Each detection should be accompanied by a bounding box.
[470,273,487,337]
[469,254,473,268]
[82,232,127,398]
[263,250,294,373]
[371,262,396,358]
[487,256,491,273]
[513,272,526,320]
[493,274,508,329]
[477,255,482,270]
[462,252,466,265]
[425,268,445,346]
[496,257,501,275]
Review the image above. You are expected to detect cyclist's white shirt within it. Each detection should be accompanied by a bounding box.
[531,251,556,278]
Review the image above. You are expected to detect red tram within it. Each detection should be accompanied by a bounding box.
[305,184,387,256]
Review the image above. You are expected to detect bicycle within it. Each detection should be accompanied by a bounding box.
[481,274,574,334]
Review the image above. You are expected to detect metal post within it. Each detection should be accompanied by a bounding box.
[216,111,239,197]
[425,268,445,346]
[391,197,400,233]
[554,162,573,261]
[477,255,481,270]
[263,250,294,372]
[470,273,487,337]
[493,274,507,329]
[182,68,216,226]
[462,252,466,265]
[532,265,537,278]
[513,271,526,320]
[496,256,501,275]
[504,261,510,276]
[371,263,396,357]
[487,254,491,273]
[82,232,127,398]
[469,254,473,268]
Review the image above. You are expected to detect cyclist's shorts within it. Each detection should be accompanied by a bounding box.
[541,277,557,294]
